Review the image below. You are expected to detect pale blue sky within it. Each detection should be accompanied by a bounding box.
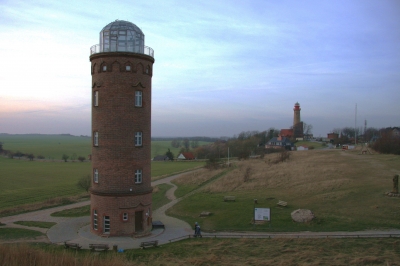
[0,0,399,137]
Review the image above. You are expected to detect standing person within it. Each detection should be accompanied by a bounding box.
[194,222,202,237]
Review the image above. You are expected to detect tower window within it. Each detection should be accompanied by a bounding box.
[135,91,142,107]
[104,216,110,233]
[123,213,128,221]
[126,65,131,71]
[135,169,142,183]
[94,91,99,107]
[135,132,142,146]
[93,210,98,230]
[93,169,99,183]
[145,66,150,74]
[102,65,107,71]
[94,132,99,146]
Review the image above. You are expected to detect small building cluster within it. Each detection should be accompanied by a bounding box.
[265,102,305,150]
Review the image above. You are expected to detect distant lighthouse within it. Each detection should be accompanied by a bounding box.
[293,102,303,139]
[293,102,301,127]
[89,20,154,237]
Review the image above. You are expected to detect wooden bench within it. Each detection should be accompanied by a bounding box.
[140,240,158,249]
[64,242,81,250]
[223,196,236,202]
[89,244,109,252]
[277,200,287,207]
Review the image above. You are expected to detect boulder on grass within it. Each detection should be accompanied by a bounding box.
[291,209,315,223]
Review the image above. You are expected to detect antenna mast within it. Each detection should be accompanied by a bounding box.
[355,104,357,145]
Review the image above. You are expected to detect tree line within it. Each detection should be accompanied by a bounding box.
[0,142,86,162]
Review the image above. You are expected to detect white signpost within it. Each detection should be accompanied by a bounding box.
[254,208,270,222]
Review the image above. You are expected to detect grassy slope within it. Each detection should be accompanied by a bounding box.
[168,149,400,232]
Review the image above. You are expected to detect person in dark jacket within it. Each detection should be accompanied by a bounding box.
[194,222,202,237]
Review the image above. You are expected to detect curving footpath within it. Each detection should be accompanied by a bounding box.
[1,171,400,249]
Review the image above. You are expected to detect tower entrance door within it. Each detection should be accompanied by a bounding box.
[135,211,143,231]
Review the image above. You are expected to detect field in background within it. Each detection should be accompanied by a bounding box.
[0,134,213,159]
[168,149,400,232]
[0,134,91,159]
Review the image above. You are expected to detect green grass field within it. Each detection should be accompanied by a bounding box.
[0,156,204,213]
[0,134,91,159]
[0,134,212,159]
[0,156,90,210]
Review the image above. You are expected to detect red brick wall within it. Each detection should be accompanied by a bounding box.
[89,52,154,236]
[90,193,152,236]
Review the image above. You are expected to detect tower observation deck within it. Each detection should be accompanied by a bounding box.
[90,20,154,57]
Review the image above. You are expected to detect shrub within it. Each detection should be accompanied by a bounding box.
[372,133,400,155]
[62,154,69,162]
[77,175,91,192]
[272,149,291,164]
[37,155,45,159]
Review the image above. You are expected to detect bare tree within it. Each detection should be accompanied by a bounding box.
[62,154,69,162]
[303,122,313,135]
[77,175,92,192]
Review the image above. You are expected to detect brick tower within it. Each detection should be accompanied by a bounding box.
[293,102,301,126]
[89,20,154,236]
[293,102,303,139]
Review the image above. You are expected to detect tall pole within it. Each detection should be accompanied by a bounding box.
[228,147,230,167]
[355,103,357,145]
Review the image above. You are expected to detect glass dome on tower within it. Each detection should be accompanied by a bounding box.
[90,20,154,57]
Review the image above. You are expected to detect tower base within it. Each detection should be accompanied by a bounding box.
[90,192,152,237]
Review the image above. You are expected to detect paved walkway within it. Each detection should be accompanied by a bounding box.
[2,170,400,249]
[0,172,194,249]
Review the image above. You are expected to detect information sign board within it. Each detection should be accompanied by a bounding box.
[254,208,270,221]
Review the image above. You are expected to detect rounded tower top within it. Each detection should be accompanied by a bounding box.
[90,20,153,57]
[294,102,301,111]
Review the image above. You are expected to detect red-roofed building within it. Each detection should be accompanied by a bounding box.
[280,129,293,138]
[177,152,196,160]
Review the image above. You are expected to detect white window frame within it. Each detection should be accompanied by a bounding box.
[94,91,99,107]
[93,210,98,230]
[94,169,99,183]
[104,216,110,233]
[135,132,142,146]
[94,132,99,146]
[135,169,142,184]
[123,212,128,221]
[135,91,142,107]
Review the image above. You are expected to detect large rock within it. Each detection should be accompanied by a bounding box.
[291,209,315,223]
